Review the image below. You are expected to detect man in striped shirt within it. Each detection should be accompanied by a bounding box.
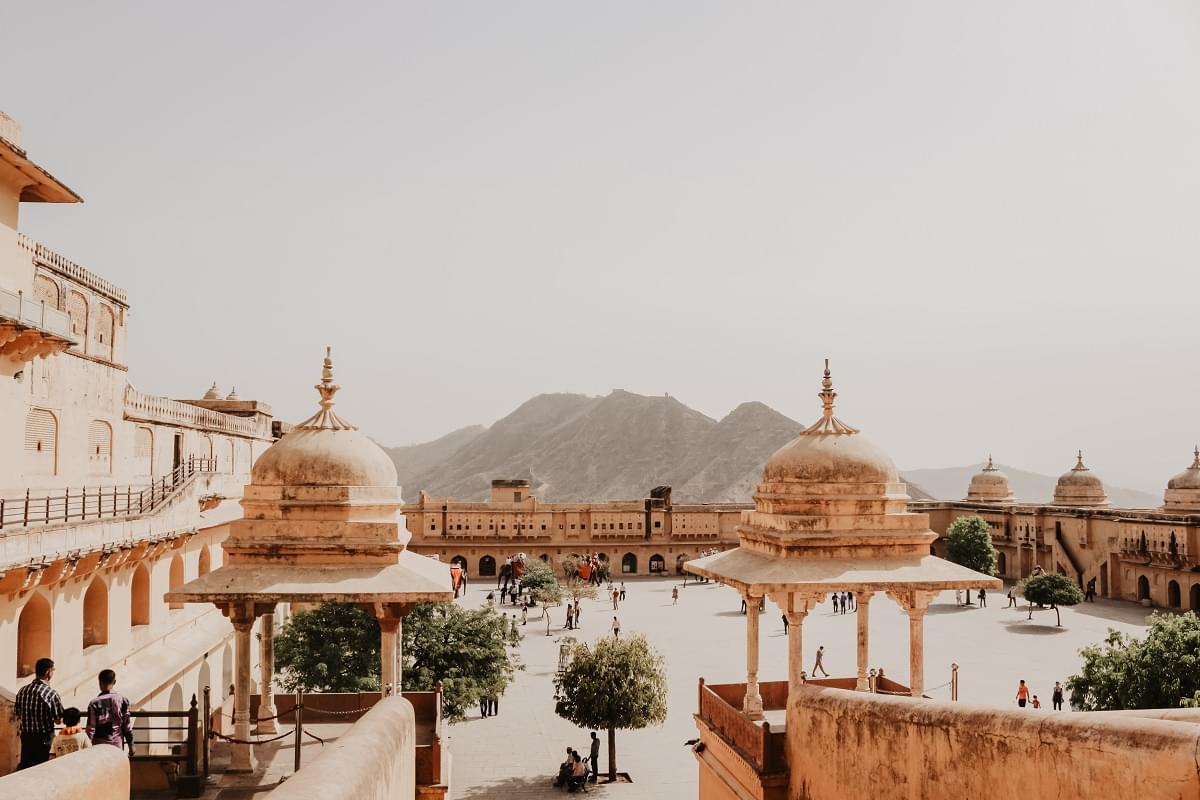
[14,657,63,769]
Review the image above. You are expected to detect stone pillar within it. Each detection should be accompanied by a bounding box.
[256,612,277,734]
[785,600,810,700]
[901,591,933,697]
[855,593,871,691]
[380,618,400,695]
[230,614,256,773]
[743,593,763,718]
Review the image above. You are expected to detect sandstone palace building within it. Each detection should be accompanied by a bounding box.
[0,112,277,773]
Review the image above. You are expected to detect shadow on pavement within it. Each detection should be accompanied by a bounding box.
[457,773,616,798]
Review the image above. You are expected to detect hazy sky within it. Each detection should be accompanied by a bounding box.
[5,2,1199,492]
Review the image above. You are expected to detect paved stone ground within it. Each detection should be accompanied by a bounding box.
[447,576,1153,799]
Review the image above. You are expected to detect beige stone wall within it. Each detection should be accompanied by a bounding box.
[264,696,416,800]
[0,739,129,799]
[786,686,1200,799]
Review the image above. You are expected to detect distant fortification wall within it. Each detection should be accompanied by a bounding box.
[788,686,1200,800]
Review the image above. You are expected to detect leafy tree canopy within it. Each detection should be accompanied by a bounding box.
[553,634,667,780]
[1019,572,1083,625]
[1069,612,1200,711]
[275,603,380,693]
[945,515,997,576]
[402,603,523,721]
[520,558,559,593]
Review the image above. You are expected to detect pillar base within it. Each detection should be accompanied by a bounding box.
[255,709,278,735]
[228,746,256,774]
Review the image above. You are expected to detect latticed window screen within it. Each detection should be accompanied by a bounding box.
[33,275,60,309]
[88,419,112,474]
[24,409,57,475]
[134,427,153,475]
[66,290,88,337]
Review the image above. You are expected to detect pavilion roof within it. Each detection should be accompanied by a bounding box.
[684,548,1001,595]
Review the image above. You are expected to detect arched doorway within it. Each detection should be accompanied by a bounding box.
[621,553,638,575]
[1191,584,1200,611]
[996,552,1007,578]
[451,555,468,571]
[131,563,150,626]
[83,578,109,647]
[1137,575,1150,601]
[17,593,52,677]
[479,555,497,577]
[649,554,665,574]
[169,683,186,742]
[198,546,212,577]
[1168,580,1181,608]
[169,553,185,609]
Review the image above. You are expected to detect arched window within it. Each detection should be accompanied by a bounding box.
[1191,584,1200,612]
[479,555,497,577]
[94,304,115,361]
[198,546,211,577]
[24,408,57,476]
[649,554,666,574]
[622,553,638,574]
[88,419,113,474]
[33,275,60,309]
[1137,575,1150,601]
[17,593,52,678]
[83,578,109,647]
[135,427,154,477]
[997,552,1008,577]
[1168,580,1181,608]
[131,563,150,626]
[66,290,88,340]
[169,554,185,609]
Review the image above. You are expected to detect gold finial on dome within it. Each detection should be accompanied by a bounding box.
[984,455,997,471]
[1074,450,1087,471]
[801,359,860,435]
[294,347,357,431]
[1192,446,1200,469]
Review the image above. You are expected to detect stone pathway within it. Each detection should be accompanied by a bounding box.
[447,576,1153,798]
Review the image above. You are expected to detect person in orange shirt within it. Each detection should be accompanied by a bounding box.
[1015,679,1030,708]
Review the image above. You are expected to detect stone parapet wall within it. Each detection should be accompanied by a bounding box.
[0,741,129,799]
[787,686,1200,799]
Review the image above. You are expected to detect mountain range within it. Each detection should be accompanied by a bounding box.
[384,390,1160,508]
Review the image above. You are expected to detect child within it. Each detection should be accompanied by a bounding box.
[1031,695,1042,709]
[50,707,91,758]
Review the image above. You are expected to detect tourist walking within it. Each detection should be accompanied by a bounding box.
[566,603,574,630]
[1015,679,1030,708]
[610,616,621,638]
[619,582,627,601]
[1007,587,1017,608]
[573,602,581,628]
[672,586,679,605]
[588,730,600,782]
[87,669,132,750]
[979,587,987,607]
[782,613,789,634]
[612,588,619,610]
[521,604,528,625]
[14,657,63,769]
[812,646,829,677]
[1052,681,1065,711]
[955,589,964,607]
[833,594,841,614]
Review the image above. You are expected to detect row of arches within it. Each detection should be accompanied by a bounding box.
[15,547,212,677]
[1136,575,1200,610]
[465,551,675,578]
[32,273,118,362]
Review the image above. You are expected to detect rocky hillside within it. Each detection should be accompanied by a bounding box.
[385,390,937,503]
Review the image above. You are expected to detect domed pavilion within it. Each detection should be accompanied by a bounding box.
[965,456,1014,503]
[1162,447,1200,513]
[685,362,1000,716]
[1053,451,1109,507]
[167,349,452,772]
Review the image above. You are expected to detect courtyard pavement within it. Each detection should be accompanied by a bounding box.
[447,575,1154,799]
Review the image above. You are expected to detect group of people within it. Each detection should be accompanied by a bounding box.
[1015,679,1066,711]
[566,553,611,586]
[14,658,133,770]
[831,591,857,614]
[553,731,601,792]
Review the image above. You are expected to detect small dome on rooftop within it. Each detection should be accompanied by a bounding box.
[203,381,221,400]
[250,349,397,488]
[1053,451,1108,506]
[966,456,1014,502]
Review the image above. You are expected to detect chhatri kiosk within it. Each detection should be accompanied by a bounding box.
[168,350,452,774]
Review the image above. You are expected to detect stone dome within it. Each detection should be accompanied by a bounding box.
[250,349,398,488]
[1163,447,1200,512]
[1053,451,1108,506]
[965,456,1014,502]
[761,361,899,486]
[203,381,221,400]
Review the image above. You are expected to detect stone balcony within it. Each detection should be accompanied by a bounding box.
[0,285,76,362]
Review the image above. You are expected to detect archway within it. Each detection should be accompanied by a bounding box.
[198,660,212,704]
[17,593,52,677]
[649,554,665,574]
[1168,580,1181,608]
[83,578,109,647]
[168,683,186,742]
[1137,575,1150,601]
[169,553,185,609]
[198,546,211,577]
[479,555,496,577]
[621,553,638,575]
[131,563,150,626]
[451,555,468,571]
[221,645,234,698]
[996,551,1007,578]
[1191,584,1200,611]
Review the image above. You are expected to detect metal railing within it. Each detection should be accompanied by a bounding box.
[131,693,203,797]
[0,456,217,530]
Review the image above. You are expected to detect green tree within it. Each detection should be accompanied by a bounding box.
[402,603,523,721]
[553,634,668,782]
[1068,612,1200,710]
[945,515,997,603]
[533,582,564,636]
[275,603,381,692]
[520,557,559,598]
[1019,572,1083,626]
[564,576,599,613]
